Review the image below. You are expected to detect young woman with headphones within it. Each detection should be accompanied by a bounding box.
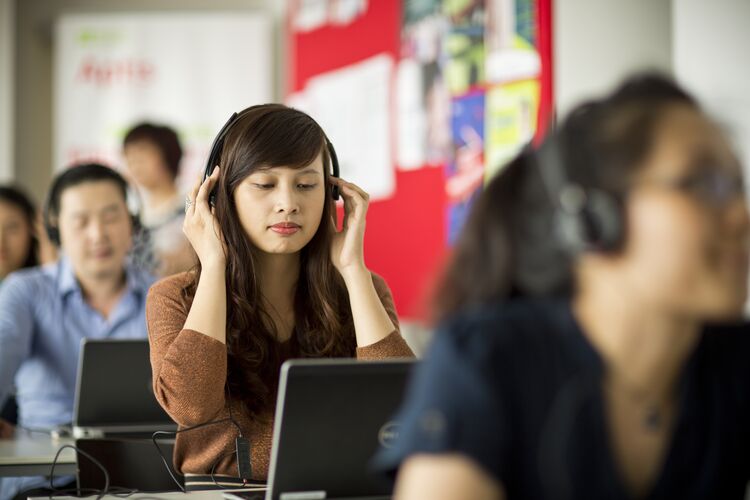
[377,74,750,499]
[146,104,413,489]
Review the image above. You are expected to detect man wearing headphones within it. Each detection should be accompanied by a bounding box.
[0,163,155,499]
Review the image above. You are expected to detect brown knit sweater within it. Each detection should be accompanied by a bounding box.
[146,271,414,481]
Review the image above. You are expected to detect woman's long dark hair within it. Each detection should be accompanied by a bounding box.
[186,104,354,416]
[432,73,700,323]
[0,185,39,269]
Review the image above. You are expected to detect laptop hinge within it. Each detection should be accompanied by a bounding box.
[279,491,326,500]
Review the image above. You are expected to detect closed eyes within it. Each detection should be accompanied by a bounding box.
[252,183,318,190]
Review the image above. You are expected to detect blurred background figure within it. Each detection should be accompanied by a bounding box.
[380,73,750,499]
[122,123,195,276]
[0,186,38,283]
[0,186,39,430]
[0,163,156,499]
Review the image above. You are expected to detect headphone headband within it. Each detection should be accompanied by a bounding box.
[203,107,340,206]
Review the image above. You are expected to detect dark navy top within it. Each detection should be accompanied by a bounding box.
[375,299,750,499]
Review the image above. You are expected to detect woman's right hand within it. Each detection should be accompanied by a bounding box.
[183,167,226,268]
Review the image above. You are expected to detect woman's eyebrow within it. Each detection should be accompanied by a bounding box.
[296,168,321,176]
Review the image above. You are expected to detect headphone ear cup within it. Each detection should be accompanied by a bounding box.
[555,189,623,253]
[45,226,60,246]
[555,211,587,254]
[584,190,623,252]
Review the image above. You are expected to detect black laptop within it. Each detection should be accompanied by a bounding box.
[264,358,414,500]
[73,338,176,438]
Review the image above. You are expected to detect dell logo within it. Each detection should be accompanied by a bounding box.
[378,421,401,448]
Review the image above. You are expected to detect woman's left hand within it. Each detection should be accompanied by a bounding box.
[330,177,369,278]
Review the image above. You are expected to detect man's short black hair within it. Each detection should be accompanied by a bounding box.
[45,163,129,222]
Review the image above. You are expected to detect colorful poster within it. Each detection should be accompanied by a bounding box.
[288,0,552,319]
[396,0,451,170]
[443,0,486,96]
[485,79,539,179]
[446,91,485,243]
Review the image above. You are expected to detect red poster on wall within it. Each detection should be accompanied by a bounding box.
[288,0,553,321]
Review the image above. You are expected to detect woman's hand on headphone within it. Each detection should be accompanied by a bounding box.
[183,167,226,269]
[330,177,369,279]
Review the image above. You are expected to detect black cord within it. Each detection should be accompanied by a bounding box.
[151,431,187,493]
[49,444,107,498]
[210,448,239,489]
[151,386,249,492]
[47,443,139,500]
[151,414,244,493]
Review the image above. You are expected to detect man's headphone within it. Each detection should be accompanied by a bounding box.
[534,136,624,254]
[203,107,341,206]
[44,164,142,246]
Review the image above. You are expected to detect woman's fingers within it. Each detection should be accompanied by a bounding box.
[189,170,203,201]
[332,178,369,205]
[333,177,370,202]
[342,184,367,221]
[330,177,369,232]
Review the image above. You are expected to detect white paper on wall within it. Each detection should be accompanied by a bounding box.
[288,53,395,201]
[54,12,272,188]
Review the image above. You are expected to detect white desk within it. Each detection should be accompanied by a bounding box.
[0,436,76,477]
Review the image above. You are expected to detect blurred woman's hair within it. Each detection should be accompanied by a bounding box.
[432,73,700,323]
[185,104,354,416]
[0,185,39,268]
[123,123,183,180]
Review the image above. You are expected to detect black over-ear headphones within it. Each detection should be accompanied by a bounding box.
[44,164,142,247]
[203,107,341,206]
[534,136,623,253]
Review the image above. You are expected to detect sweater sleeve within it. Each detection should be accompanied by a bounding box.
[146,273,228,426]
[356,273,415,360]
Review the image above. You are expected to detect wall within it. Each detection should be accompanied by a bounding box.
[12,0,285,203]
[554,0,673,117]
[0,0,14,182]
[673,0,750,177]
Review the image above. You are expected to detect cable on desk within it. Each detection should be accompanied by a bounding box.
[152,387,252,493]
[47,443,139,499]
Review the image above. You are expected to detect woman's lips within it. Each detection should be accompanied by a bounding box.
[270,222,301,235]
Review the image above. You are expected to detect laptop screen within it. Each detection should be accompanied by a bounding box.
[267,359,414,500]
[73,338,175,429]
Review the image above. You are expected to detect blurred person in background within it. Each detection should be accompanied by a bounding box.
[0,186,39,429]
[123,122,195,276]
[378,74,750,499]
[0,164,155,500]
[0,186,39,283]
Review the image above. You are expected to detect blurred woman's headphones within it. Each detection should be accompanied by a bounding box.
[534,137,624,254]
[43,164,142,246]
[203,107,341,206]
